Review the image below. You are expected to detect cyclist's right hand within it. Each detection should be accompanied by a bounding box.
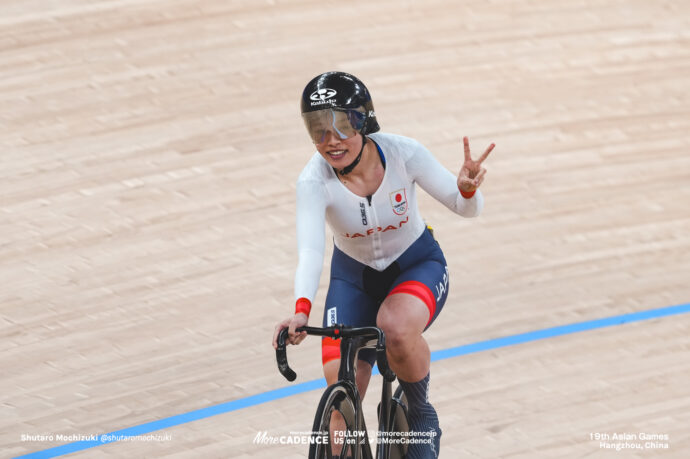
[272,313,308,349]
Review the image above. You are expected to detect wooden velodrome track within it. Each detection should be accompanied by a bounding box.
[2,0,689,457]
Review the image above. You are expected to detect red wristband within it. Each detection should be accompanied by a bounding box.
[295,298,311,317]
[460,189,476,199]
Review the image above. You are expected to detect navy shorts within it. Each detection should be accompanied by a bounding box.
[321,228,449,366]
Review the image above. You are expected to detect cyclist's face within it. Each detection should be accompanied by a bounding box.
[315,131,363,169]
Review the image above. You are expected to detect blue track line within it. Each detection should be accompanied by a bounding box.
[15,302,690,458]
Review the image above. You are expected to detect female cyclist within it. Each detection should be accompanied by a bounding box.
[272,71,494,458]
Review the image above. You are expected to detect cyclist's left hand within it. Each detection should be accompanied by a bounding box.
[457,136,494,194]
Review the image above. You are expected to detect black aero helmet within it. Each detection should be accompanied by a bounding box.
[300,71,380,137]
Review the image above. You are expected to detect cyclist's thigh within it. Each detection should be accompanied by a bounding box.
[322,277,379,366]
[387,229,449,331]
[388,260,448,330]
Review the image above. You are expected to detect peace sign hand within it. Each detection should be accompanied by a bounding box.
[457,136,494,194]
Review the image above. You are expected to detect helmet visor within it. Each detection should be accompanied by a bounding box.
[302,109,367,144]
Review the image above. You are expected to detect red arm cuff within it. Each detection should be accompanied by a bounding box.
[295,298,312,317]
[459,188,476,199]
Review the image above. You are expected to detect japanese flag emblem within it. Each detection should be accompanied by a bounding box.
[390,189,408,215]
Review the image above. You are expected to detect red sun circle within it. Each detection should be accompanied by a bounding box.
[395,193,402,202]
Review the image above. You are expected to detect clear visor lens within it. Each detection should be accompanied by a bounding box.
[302,109,367,144]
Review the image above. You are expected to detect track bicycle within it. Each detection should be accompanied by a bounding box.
[276,325,410,459]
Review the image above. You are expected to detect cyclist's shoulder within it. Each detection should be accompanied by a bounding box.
[297,152,331,184]
[369,132,429,160]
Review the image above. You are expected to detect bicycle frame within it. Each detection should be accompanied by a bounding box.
[276,325,403,459]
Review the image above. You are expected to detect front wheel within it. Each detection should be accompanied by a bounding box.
[309,383,369,459]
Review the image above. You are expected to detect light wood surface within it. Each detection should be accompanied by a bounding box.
[2,0,689,457]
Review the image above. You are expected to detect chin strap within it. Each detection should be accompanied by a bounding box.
[335,135,367,176]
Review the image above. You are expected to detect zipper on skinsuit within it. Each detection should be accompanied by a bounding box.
[368,196,384,263]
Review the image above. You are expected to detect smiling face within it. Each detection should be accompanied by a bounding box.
[315,131,364,169]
